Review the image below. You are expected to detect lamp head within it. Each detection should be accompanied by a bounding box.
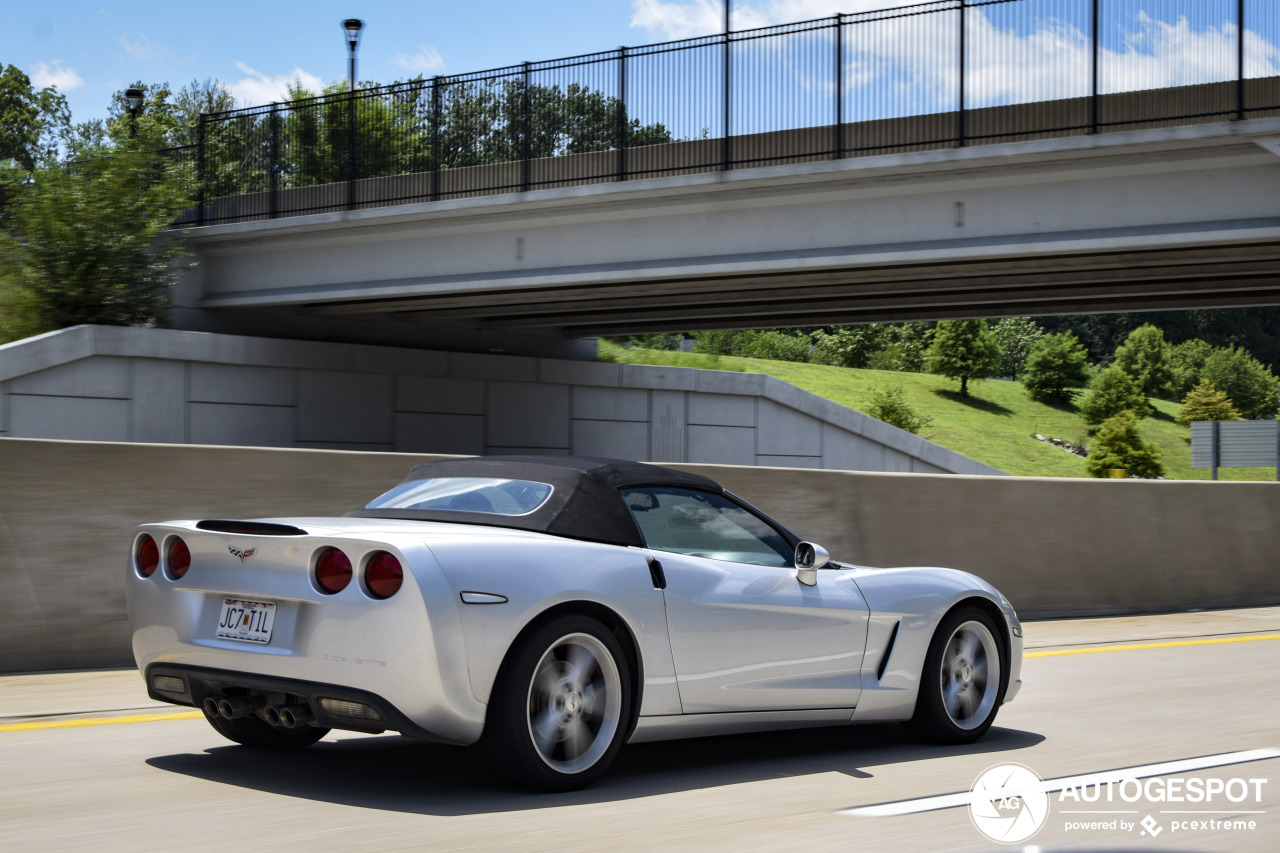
[342,18,364,47]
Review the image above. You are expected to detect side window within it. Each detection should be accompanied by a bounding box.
[622,487,792,567]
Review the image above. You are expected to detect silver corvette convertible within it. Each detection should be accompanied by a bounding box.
[128,456,1023,790]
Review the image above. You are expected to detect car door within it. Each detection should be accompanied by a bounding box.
[622,486,869,714]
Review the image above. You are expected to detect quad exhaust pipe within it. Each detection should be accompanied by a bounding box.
[203,695,314,728]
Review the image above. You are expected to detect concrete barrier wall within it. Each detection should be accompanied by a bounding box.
[0,326,997,475]
[3,437,1278,672]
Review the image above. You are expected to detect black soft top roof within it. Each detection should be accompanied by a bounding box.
[345,456,723,546]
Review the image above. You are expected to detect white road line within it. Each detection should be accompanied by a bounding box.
[840,748,1280,818]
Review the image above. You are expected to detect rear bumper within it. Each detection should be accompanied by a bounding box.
[145,663,457,743]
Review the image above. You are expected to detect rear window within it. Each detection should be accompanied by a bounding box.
[366,478,553,516]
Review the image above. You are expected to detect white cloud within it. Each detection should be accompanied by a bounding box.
[224,61,325,106]
[393,45,445,74]
[29,60,84,92]
[629,0,917,41]
[630,0,723,41]
[631,3,1280,119]
[119,33,173,62]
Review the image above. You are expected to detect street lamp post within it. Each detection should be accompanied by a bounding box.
[341,19,364,211]
[125,87,144,138]
[342,19,364,91]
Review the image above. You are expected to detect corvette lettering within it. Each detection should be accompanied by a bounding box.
[323,655,387,667]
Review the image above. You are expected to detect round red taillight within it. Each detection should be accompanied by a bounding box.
[315,547,353,594]
[365,552,403,600]
[136,535,159,578]
[167,537,191,579]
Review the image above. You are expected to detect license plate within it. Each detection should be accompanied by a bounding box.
[216,599,276,644]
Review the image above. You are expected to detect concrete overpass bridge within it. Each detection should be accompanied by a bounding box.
[178,117,1280,352]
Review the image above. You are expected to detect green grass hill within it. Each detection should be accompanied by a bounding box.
[598,341,1275,481]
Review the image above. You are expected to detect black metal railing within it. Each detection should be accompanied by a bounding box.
[175,0,1280,228]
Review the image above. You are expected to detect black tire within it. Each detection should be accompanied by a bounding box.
[903,605,1005,745]
[479,614,632,792]
[203,706,329,749]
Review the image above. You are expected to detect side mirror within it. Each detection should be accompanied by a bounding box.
[794,541,829,587]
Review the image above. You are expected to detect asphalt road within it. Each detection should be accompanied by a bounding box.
[3,607,1278,853]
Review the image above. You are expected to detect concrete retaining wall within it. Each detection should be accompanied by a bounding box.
[0,326,997,475]
[2,438,1277,672]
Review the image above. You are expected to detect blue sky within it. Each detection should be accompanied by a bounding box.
[9,1,1278,125]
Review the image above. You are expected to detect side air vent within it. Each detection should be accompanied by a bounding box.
[197,520,309,536]
[876,621,901,682]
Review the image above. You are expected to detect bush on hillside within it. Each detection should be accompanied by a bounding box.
[691,329,811,362]
[1085,411,1164,478]
[1175,382,1240,426]
[866,385,934,436]
[811,325,883,368]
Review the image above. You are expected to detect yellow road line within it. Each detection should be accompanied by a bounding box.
[6,633,1280,733]
[1026,633,1280,658]
[0,710,202,733]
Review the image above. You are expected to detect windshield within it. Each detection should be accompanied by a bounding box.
[366,477,554,516]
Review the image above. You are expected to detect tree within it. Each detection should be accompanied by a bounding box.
[1200,346,1280,420]
[0,64,69,172]
[1021,332,1091,404]
[271,77,674,193]
[3,107,193,329]
[991,317,1044,379]
[1112,323,1175,401]
[866,385,934,435]
[1085,411,1164,478]
[1175,382,1240,426]
[1169,338,1214,398]
[1077,365,1149,427]
[926,319,1001,396]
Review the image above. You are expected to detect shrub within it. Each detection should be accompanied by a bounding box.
[811,325,884,368]
[623,334,681,351]
[1175,382,1240,426]
[1200,345,1280,420]
[866,385,934,436]
[991,317,1044,379]
[0,261,48,344]
[691,329,810,362]
[1078,365,1149,427]
[1021,332,1090,404]
[690,330,737,356]
[732,330,810,362]
[868,322,935,372]
[1085,411,1164,478]
[925,319,1001,396]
